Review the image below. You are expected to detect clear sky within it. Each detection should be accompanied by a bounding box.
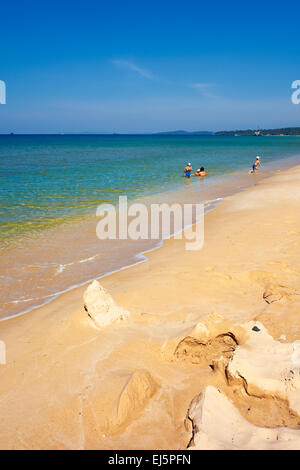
[0,0,299,133]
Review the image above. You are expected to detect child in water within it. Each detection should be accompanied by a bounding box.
[249,156,263,174]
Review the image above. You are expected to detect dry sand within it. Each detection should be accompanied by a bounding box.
[0,165,300,449]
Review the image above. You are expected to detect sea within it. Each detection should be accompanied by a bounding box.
[1,134,300,319]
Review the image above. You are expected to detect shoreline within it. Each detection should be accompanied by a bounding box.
[0,162,300,449]
[0,197,222,322]
[2,153,300,321]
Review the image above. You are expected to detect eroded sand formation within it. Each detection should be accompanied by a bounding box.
[83,280,130,328]
[82,279,300,449]
[187,386,300,450]
[171,314,300,449]
[115,370,159,431]
[173,313,241,368]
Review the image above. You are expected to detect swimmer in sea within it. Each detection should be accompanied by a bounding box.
[249,156,262,174]
[195,166,207,177]
[184,162,193,178]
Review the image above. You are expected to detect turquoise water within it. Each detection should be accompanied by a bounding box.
[1,134,300,244]
[1,134,300,319]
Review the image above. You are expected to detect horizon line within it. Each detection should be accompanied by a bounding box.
[1,126,300,137]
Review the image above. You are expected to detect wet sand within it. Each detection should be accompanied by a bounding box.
[0,164,300,449]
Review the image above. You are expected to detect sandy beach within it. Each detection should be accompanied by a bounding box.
[1,164,300,450]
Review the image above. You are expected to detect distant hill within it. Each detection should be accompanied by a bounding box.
[153,130,214,136]
[215,127,300,136]
[153,127,300,136]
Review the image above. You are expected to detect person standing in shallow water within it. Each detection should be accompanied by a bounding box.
[249,156,263,174]
[184,162,193,178]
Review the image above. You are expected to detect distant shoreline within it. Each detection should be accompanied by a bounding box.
[1,127,300,136]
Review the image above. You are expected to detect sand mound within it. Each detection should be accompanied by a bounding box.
[174,334,237,367]
[227,321,300,416]
[116,369,158,428]
[174,313,241,368]
[187,386,300,450]
[82,369,159,437]
[83,280,129,328]
[177,315,300,418]
[263,284,299,304]
[183,318,300,444]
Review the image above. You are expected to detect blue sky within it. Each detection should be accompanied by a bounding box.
[0,0,299,133]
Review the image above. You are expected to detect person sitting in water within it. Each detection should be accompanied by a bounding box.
[195,167,207,177]
[249,156,262,174]
[184,162,193,178]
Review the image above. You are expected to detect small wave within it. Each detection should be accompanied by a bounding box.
[8,297,35,304]
[17,254,100,276]
[55,254,100,275]
[78,254,99,264]
[56,264,65,274]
